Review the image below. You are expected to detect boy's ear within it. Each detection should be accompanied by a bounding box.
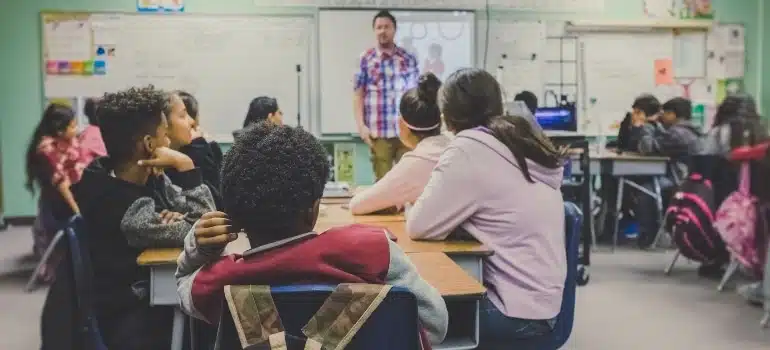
[142,135,155,155]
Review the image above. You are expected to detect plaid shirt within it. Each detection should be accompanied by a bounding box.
[354,46,420,139]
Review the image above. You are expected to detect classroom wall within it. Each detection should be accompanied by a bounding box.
[0,0,763,217]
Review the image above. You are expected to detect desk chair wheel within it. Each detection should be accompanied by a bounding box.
[577,265,590,286]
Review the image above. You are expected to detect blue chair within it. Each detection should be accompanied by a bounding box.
[214,285,421,350]
[548,201,582,349]
[64,216,108,350]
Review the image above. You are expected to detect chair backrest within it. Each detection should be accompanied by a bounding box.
[64,216,108,350]
[215,285,421,350]
[549,201,582,349]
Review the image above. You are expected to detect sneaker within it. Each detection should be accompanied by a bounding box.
[737,282,765,307]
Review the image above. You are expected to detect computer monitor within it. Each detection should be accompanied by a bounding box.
[535,105,577,132]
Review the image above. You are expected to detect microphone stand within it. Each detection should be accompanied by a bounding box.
[296,64,302,128]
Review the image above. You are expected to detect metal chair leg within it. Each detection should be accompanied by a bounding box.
[761,311,769,328]
[25,229,65,292]
[664,249,680,275]
[717,259,740,292]
[612,178,625,252]
[651,212,670,250]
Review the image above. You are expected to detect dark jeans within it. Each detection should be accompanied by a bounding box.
[479,297,555,350]
[99,305,174,350]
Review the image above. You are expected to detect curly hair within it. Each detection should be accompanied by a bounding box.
[98,86,167,163]
[221,123,329,242]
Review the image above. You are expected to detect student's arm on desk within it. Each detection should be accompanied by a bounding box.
[385,238,448,344]
[349,156,424,215]
[406,146,478,240]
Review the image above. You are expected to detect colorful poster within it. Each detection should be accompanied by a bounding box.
[137,0,184,12]
[334,143,355,184]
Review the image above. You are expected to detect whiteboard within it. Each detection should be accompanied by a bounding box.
[318,9,475,135]
[42,13,314,142]
[481,20,547,105]
[579,32,679,135]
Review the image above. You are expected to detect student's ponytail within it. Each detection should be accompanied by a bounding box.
[486,114,564,183]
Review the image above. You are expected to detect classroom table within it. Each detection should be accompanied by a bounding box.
[137,205,490,350]
[570,150,670,250]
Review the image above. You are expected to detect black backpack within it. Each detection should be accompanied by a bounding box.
[664,173,729,263]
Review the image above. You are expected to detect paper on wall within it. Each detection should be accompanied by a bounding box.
[707,24,745,79]
[44,20,92,61]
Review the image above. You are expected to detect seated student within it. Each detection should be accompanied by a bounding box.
[600,95,662,247]
[633,97,702,170]
[701,94,766,155]
[615,94,662,152]
[405,68,566,349]
[629,97,703,250]
[73,86,215,350]
[177,90,224,168]
[164,91,223,208]
[232,96,283,140]
[175,123,448,346]
[349,73,450,215]
[514,90,538,115]
[78,97,107,165]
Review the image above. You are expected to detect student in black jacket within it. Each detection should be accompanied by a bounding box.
[72,86,215,349]
[164,91,223,208]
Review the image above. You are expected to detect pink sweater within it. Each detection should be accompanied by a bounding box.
[79,125,107,165]
[407,129,566,320]
[349,135,451,215]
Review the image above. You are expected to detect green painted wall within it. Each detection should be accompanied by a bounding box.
[0,0,763,217]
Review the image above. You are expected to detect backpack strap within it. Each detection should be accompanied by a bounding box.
[739,162,751,195]
[302,284,392,350]
[223,285,287,350]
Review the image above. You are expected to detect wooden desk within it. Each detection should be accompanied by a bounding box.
[408,252,485,298]
[138,205,487,350]
[570,150,669,176]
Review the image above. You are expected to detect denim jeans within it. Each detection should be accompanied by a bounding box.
[478,296,555,350]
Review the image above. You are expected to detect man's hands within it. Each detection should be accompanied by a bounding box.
[138,147,195,173]
[358,124,373,147]
[194,211,239,246]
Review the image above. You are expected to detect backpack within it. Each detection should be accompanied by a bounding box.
[714,162,767,277]
[665,173,728,263]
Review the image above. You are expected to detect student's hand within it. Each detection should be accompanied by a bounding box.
[138,147,195,172]
[159,210,185,224]
[194,211,239,246]
[358,125,373,147]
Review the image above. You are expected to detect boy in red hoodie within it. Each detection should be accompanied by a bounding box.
[175,123,448,345]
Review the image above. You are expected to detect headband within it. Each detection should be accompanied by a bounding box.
[403,120,441,131]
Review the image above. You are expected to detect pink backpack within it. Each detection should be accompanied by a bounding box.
[713,162,763,276]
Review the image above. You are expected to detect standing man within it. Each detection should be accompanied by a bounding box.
[353,10,420,180]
